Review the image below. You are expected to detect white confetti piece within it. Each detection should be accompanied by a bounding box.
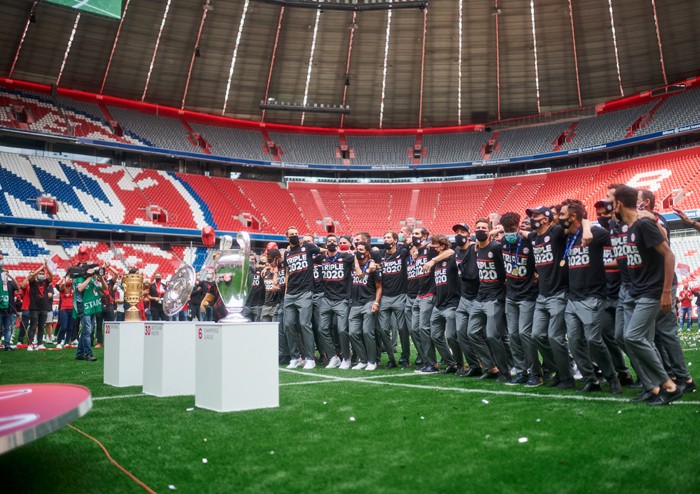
[168,485,176,491]
[186,408,194,412]
[485,434,490,439]
[323,401,327,405]
[349,416,355,422]
[536,418,541,423]
[482,399,489,404]
[420,416,425,420]
[617,410,622,414]
[269,450,275,455]
[203,438,207,442]
[518,437,528,443]
[202,458,208,464]
[688,362,692,366]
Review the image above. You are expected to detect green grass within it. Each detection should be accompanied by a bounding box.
[1,334,699,493]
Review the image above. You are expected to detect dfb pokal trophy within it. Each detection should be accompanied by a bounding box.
[214,231,251,323]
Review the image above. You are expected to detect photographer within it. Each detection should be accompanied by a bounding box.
[74,264,107,362]
[27,260,54,351]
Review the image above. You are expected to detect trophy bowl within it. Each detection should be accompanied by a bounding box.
[215,231,251,323]
[124,273,144,321]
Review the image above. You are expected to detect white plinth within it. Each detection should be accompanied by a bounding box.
[104,322,145,387]
[143,322,196,397]
[195,322,279,413]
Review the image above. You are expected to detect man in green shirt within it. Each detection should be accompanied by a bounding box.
[74,265,107,361]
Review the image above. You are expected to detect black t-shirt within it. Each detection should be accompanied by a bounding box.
[263,269,282,307]
[189,280,207,305]
[406,245,430,298]
[626,218,667,300]
[318,252,355,301]
[501,235,538,301]
[29,279,53,312]
[610,217,630,285]
[351,260,381,306]
[312,264,324,295]
[456,245,480,300]
[283,242,321,296]
[149,281,167,309]
[603,239,621,299]
[476,241,506,302]
[529,224,568,297]
[434,255,460,309]
[245,266,265,307]
[379,246,409,297]
[566,225,610,300]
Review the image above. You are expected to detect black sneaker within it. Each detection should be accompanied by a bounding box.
[465,367,483,377]
[678,379,696,394]
[647,387,683,406]
[455,367,468,377]
[578,382,602,393]
[629,379,643,389]
[524,375,543,387]
[479,371,500,380]
[555,380,576,390]
[385,361,398,369]
[400,361,412,369]
[441,365,459,374]
[609,378,623,395]
[75,355,86,361]
[4,346,13,351]
[546,376,562,388]
[505,374,529,386]
[414,357,424,367]
[420,365,439,374]
[414,365,430,374]
[398,356,407,365]
[496,373,511,383]
[618,371,635,386]
[86,355,98,362]
[630,390,654,403]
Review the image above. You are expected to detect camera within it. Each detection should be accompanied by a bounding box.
[67,263,104,278]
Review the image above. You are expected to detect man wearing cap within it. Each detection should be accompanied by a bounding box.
[527,205,575,389]
[0,252,19,351]
[559,199,622,393]
[74,261,106,361]
[467,218,510,381]
[452,223,483,377]
[283,227,324,370]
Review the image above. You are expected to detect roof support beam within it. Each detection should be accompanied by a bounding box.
[379,7,393,128]
[340,11,358,128]
[650,0,668,87]
[222,0,251,115]
[9,1,37,79]
[607,0,624,97]
[142,0,172,102]
[101,0,131,94]
[568,0,582,107]
[457,0,462,125]
[56,13,81,87]
[494,0,501,120]
[261,6,285,122]
[418,5,427,127]
[529,0,541,113]
[300,8,322,125]
[181,1,210,109]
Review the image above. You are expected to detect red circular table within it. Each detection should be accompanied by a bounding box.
[0,384,92,455]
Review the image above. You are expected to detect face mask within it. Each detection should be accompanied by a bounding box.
[356,252,366,261]
[206,275,213,281]
[155,278,161,283]
[562,218,572,229]
[427,247,438,260]
[614,210,623,222]
[504,233,518,244]
[412,237,422,247]
[454,234,468,246]
[383,241,394,250]
[288,235,300,246]
[475,230,488,242]
[597,216,611,230]
[339,244,350,252]
[398,234,404,243]
[532,219,542,230]
[327,244,337,253]
[37,275,46,281]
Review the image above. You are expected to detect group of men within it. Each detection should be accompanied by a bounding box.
[241,184,695,406]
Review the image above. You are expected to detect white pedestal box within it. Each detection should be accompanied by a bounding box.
[143,322,196,397]
[103,322,145,387]
[195,322,279,413]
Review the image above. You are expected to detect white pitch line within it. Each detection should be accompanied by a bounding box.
[93,393,147,401]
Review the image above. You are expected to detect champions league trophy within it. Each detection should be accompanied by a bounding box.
[214,232,251,323]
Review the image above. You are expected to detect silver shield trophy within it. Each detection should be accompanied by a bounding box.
[162,264,196,317]
[215,231,251,322]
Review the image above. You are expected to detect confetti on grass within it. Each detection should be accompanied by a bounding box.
[202,458,208,464]
[349,416,356,422]
[519,437,528,443]
[482,399,489,404]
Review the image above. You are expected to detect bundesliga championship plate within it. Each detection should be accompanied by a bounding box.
[0,384,92,455]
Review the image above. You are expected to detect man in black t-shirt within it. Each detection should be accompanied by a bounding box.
[317,234,356,369]
[27,260,54,350]
[527,206,575,389]
[283,226,323,370]
[305,234,328,364]
[452,223,483,377]
[499,212,541,386]
[426,234,460,374]
[405,227,427,367]
[560,200,622,394]
[348,242,382,370]
[614,185,682,405]
[407,227,434,368]
[467,219,510,382]
[242,258,265,322]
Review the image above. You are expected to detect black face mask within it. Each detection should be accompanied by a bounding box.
[475,230,488,242]
[155,278,161,283]
[597,216,611,230]
[412,237,422,247]
[614,210,623,222]
[288,235,300,246]
[532,219,542,230]
[327,244,337,253]
[427,247,439,260]
[356,252,366,261]
[454,234,468,246]
[383,241,394,250]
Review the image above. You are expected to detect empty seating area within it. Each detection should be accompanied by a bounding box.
[671,234,700,285]
[346,135,415,165]
[636,88,700,136]
[108,106,200,153]
[0,87,70,135]
[269,132,342,165]
[422,132,490,163]
[189,124,270,162]
[560,103,655,150]
[491,122,571,158]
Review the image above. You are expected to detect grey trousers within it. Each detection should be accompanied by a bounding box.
[321,297,350,359]
[455,297,481,368]
[405,296,424,362]
[414,296,436,366]
[467,299,509,374]
[349,301,378,364]
[565,298,617,383]
[284,291,315,360]
[655,307,691,381]
[429,306,458,367]
[505,298,540,376]
[532,292,573,383]
[242,305,262,322]
[601,297,629,373]
[623,297,669,390]
[379,294,410,361]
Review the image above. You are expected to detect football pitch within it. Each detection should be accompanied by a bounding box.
[1,333,699,493]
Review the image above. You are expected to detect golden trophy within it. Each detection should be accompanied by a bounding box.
[124,272,144,321]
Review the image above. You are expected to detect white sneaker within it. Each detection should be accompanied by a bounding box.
[55,344,63,349]
[36,344,46,350]
[72,340,78,345]
[27,345,35,351]
[286,359,299,369]
[339,359,352,370]
[326,355,342,369]
[303,359,316,370]
[365,363,377,371]
[352,362,367,370]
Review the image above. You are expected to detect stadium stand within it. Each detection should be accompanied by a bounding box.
[490,122,571,158]
[635,87,700,136]
[268,132,343,165]
[345,135,415,165]
[422,131,490,163]
[189,123,271,162]
[0,87,70,135]
[107,106,201,153]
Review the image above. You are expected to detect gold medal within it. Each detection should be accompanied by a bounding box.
[559,259,566,267]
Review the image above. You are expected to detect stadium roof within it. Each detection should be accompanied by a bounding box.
[0,0,698,129]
